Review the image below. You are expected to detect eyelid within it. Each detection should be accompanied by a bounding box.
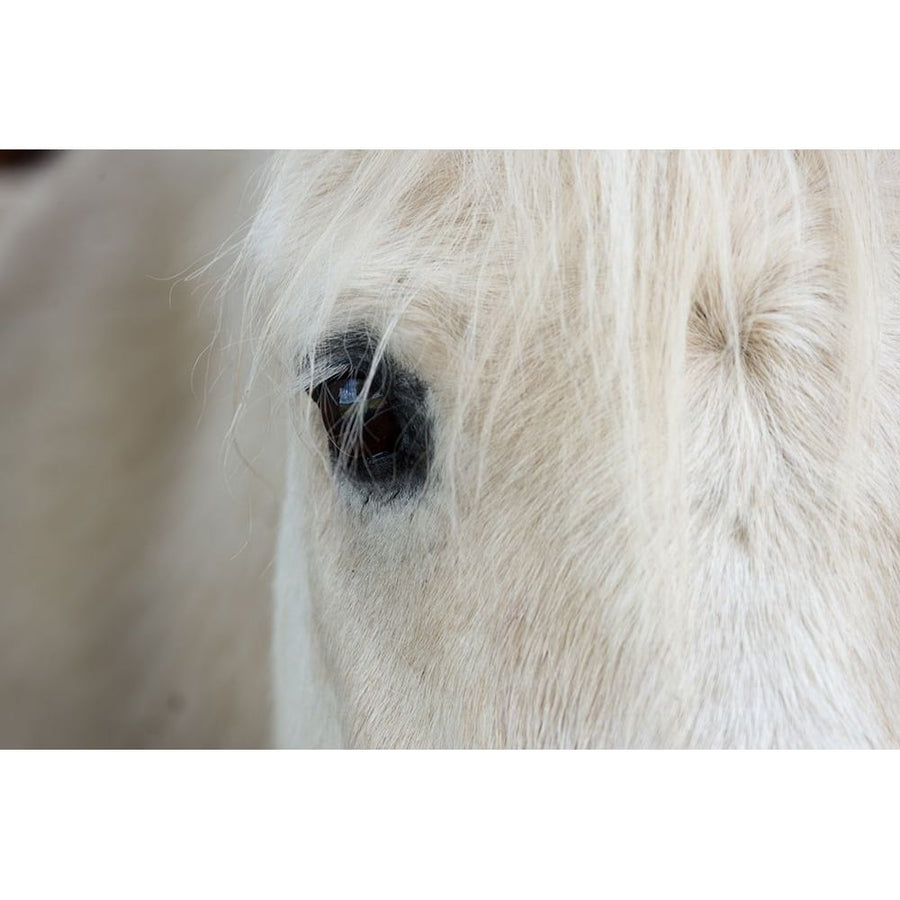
[301,340,388,399]
[304,360,390,403]
[300,359,351,396]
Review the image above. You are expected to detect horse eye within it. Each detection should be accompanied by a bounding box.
[311,363,404,482]
[306,334,432,499]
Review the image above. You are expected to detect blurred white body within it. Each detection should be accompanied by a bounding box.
[0,151,278,747]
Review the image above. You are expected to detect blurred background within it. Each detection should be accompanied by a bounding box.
[0,150,280,747]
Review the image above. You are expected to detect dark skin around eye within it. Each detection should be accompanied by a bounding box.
[306,329,432,501]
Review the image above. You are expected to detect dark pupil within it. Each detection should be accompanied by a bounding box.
[317,370,402,468]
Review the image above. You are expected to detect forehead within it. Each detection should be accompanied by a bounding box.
[250,152,477,376]
[248,150,837,383]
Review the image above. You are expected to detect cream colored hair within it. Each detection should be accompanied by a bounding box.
[246,151,900,747]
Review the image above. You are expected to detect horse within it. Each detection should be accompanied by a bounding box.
[243,150,900,747]
[3,150,899,748]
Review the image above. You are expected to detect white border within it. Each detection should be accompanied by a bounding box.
[2,751,898,898]
[3,1,899,146]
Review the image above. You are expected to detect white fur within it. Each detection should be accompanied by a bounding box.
[245,151,900,748]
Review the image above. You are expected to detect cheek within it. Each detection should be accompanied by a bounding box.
[309,497,447,658]
[300,457,490,711]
